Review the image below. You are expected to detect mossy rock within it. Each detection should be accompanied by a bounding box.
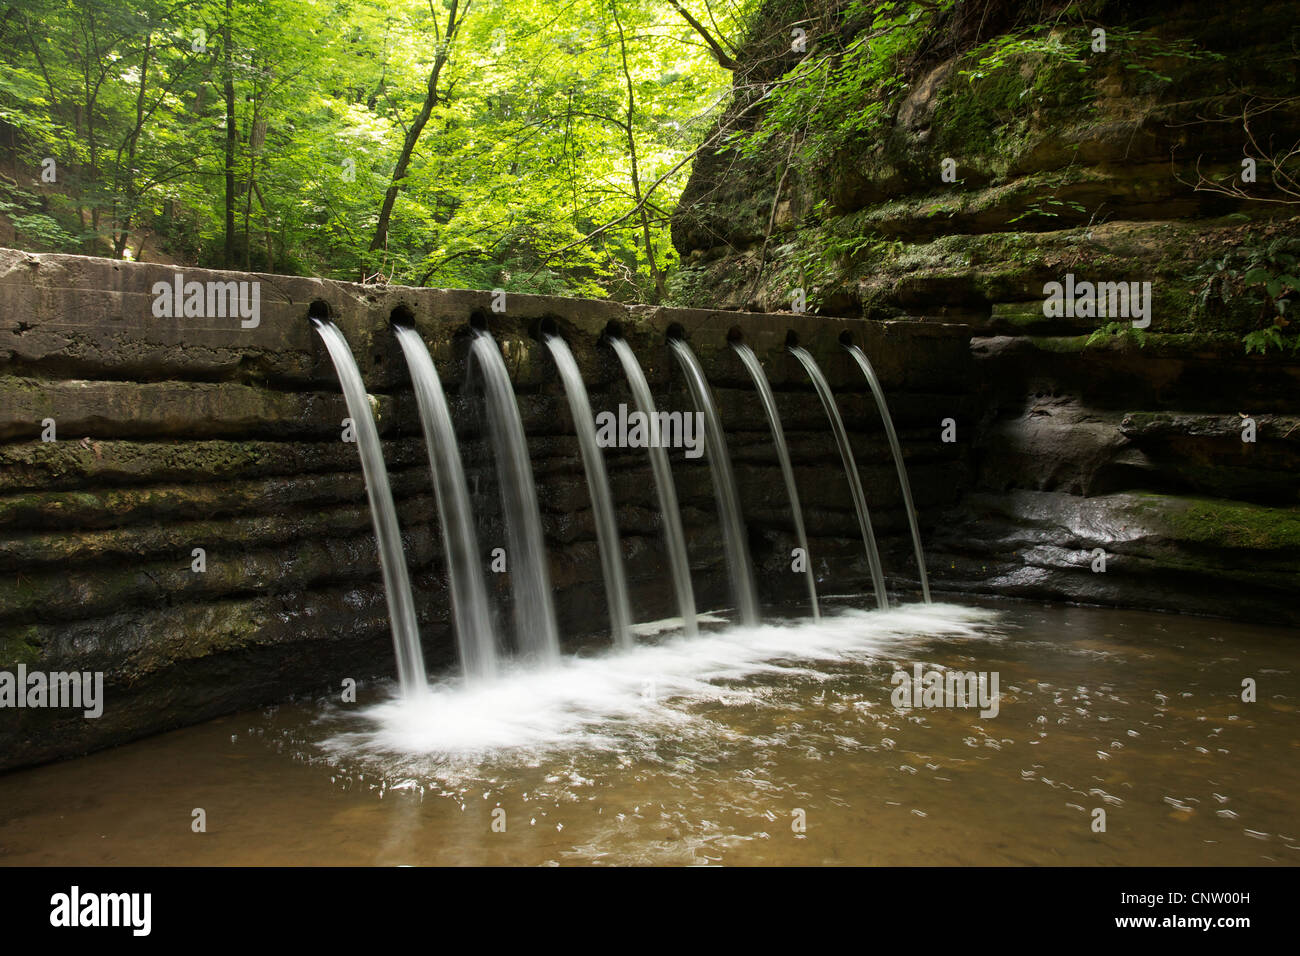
[1131,493,1300,551]
[0,625,42,667]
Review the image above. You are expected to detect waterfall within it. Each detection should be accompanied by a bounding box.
[312,318,427,696]
[608,337,698,637]
[732,342,820,620]
[394,325,500,680]
[788,345,889,611]
[469,328,561,664]
[844,343,931,603]
[544,334,633,648]
[668,338,760,627]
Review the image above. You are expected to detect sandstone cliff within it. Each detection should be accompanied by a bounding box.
[671,0,1300,623]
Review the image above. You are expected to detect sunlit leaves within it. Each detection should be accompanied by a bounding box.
[1,0,736,296]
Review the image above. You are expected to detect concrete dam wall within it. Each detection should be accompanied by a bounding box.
[0,248,973,769]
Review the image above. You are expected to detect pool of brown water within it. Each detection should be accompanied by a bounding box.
[0,599,1296,866]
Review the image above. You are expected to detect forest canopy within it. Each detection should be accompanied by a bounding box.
[0,0,764,299]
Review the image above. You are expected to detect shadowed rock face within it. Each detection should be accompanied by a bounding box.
[922,332,1300,624]
[0,248,974,770]
[667,0,1300,632]
[672,1,1300,321]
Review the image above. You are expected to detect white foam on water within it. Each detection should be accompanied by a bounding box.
[629,612,728,638]
[319,603,999,769]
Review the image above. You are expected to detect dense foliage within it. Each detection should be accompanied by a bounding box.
[0,0,758,298]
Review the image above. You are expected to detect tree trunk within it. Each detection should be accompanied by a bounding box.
[253,180,276,273]
[223,0,237,268]
[114,30,152,259]
[244,63,265,271]
[368,0,464,272]
[612,2,664,302]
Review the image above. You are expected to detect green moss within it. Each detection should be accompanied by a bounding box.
[930,30,1099,179]
[0,491,59,524]
[1033,334,1093,353]
[0,626,42,667]
[997,308,1056,330]
[1134,495,1300,550]
[1030,331,1243,354]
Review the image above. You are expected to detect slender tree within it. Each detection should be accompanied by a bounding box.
[368,0,469,274]
[613,1,664,301]
[223,0,237,267]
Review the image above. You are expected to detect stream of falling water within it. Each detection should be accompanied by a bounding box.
[608,336,697,637]
[313,318,427,697]
[395,325,499,679]
[469,329,561,664]
[732,341,819,620]
[845,342,931,603]
[669,338,760,627]
[545,334,632,648]
[788,344,889,610]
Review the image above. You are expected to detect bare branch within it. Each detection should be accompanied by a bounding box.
[1172,95,1300,207]
[667,0,737,70]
